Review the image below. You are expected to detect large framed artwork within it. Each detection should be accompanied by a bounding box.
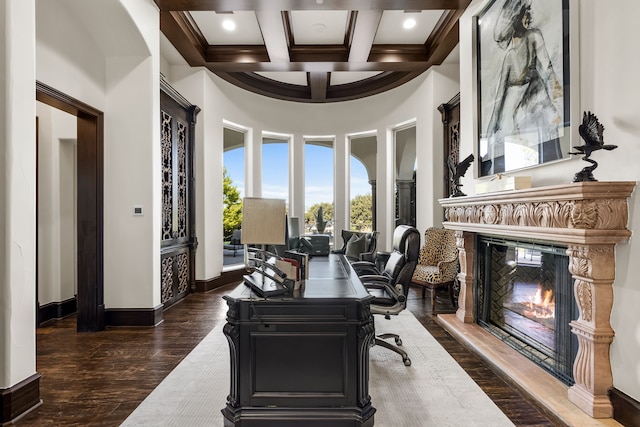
[476,0,572,177]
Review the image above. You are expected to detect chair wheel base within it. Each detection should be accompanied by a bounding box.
[374,336,410,366]
[378,333,402,346]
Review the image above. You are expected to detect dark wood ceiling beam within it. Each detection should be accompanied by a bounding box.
[215,72,311,101]
[205,45,270,63]
[202,42,438,70]
[344,11,357,46]
[368,45,430,62]
[160,11,207,66]
[289,46,349,63]
[348,10,382,62]
[156,0,470,12]
[282,12,295,48]
[309,72,329,101]
[423,9,464,65]
[327,71,422,101]
[202,61,430,73]
[214,70,425,103]
[255,11,290,62]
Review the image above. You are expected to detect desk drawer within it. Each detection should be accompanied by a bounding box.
[242,302,353,322]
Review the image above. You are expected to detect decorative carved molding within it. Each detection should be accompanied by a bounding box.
[440,181,636,419]
[445,198,630,231]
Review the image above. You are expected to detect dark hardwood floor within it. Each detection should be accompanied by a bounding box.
[17,283,563,426]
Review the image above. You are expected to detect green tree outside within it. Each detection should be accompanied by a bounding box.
[223,167,242,238]
[350,193,372,231]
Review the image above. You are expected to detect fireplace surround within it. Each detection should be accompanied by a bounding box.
[438,181,635,419]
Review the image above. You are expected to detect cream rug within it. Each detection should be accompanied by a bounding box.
[122,310,514,426]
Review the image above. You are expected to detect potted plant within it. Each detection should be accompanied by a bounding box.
[315,206,327,234]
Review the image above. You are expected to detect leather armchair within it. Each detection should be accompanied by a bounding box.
[352,225,420,366]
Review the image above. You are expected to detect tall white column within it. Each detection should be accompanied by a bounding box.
[289,133,305,229]
[0,0,37,393]
[334,133,349,240]
[246,128,262,197]
[376,127,395,251]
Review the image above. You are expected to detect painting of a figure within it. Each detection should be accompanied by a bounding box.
[477,0,570,176]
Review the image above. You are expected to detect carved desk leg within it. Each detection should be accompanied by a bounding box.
[221,299,240,425]
[455,231,475,323]
[357,302,375,412]
[567,244,615,418]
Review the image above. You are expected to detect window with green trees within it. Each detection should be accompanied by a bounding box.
[223,167,242,238]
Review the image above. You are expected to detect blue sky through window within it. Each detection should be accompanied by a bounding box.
[223,144,370,210]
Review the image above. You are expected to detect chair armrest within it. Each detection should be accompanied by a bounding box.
[436,258,458,270]
[331,248,346,255]
[358,274,389,284]
[351,260,376,268]
[436,259,459,281]
[359,251,375,263]
[364,281,406,303]
[350,261,379,276]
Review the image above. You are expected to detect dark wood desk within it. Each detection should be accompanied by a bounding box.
[222,255,376,427]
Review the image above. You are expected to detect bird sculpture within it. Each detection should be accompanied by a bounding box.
[568,111,617,182]
[448,153,475,197]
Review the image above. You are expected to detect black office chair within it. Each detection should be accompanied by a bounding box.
[331,230,379,262]
[351,225,421,366]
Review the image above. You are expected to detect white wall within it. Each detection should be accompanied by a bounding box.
[460,0,640,402]
[1,0,37,390]
[36,0,160,309]
[36,102,77,305]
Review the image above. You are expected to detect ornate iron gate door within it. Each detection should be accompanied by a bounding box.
[160,78,199,307]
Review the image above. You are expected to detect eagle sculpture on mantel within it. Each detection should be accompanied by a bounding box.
[448,153,474,197]
[568,111,617,182]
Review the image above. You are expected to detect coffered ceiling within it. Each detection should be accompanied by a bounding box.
[157,0,470,103]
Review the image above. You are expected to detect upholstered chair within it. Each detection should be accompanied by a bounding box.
[411,227,459,313]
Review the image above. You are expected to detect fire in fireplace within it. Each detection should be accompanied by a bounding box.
[476,236,578,385]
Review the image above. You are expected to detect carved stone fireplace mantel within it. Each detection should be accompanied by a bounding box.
[439,181,636,419]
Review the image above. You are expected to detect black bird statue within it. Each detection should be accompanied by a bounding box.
[448,153,474,197]
[568,111,617,182]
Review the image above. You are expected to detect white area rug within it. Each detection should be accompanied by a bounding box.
[121,311,514,426]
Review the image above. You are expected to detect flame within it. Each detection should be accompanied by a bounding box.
[524,285,555,319]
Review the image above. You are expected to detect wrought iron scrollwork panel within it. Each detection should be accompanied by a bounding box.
[161,110,173,241]
[176,121,187,239]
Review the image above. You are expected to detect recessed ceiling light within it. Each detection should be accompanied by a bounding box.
[222,19,236,31]
[403,18,416,30]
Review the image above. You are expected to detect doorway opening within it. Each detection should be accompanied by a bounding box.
[36,81,104,332]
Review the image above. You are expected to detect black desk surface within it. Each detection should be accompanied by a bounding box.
[227,254,372,301]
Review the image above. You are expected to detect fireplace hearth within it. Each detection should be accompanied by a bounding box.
[438,181,636,419]
[476,237,578,385]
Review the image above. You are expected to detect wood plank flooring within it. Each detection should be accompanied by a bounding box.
[16,284,564,426]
